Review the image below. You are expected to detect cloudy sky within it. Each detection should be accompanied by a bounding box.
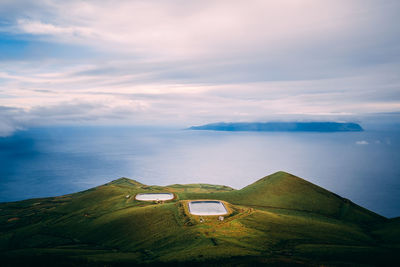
[0,0,400,136]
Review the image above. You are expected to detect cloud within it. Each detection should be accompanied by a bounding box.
[3,0,399,62]
[0,106,25,137]
[1,59,400,130]
[16,19,95,38]
[0,1,400,129]
[356,140,369,145]
[0,120,20,137]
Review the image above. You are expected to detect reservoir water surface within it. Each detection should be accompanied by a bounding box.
[188,201,228,216]
[135,193,174,201]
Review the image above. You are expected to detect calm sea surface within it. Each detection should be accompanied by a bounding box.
[1,126,399,218]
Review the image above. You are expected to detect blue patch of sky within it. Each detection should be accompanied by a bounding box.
[0,33,98,61]
[0,36,29,59]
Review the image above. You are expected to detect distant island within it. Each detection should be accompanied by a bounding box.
[188,122,363,132]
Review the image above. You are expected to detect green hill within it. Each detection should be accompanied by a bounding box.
[216,171,383,223]
[0,172,398,266]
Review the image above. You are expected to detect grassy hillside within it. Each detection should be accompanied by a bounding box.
[0,172,398,266]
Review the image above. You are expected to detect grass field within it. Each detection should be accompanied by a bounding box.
[0,171,399,266]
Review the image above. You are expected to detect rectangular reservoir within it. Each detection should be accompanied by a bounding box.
[135,193,174,201]
[188,201,228,216]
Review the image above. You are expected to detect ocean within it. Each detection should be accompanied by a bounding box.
[0,125,399,218]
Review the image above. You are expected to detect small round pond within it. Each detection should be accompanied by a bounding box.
[135,193,174,201]
[188,201,228,216]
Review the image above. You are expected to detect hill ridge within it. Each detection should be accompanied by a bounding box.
[105,177,144,187]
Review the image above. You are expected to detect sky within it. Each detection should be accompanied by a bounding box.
[0,0,400,136]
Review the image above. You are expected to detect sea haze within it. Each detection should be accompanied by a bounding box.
[0,126,399,218]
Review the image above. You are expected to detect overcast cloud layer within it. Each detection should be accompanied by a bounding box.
[0,0,400,136]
